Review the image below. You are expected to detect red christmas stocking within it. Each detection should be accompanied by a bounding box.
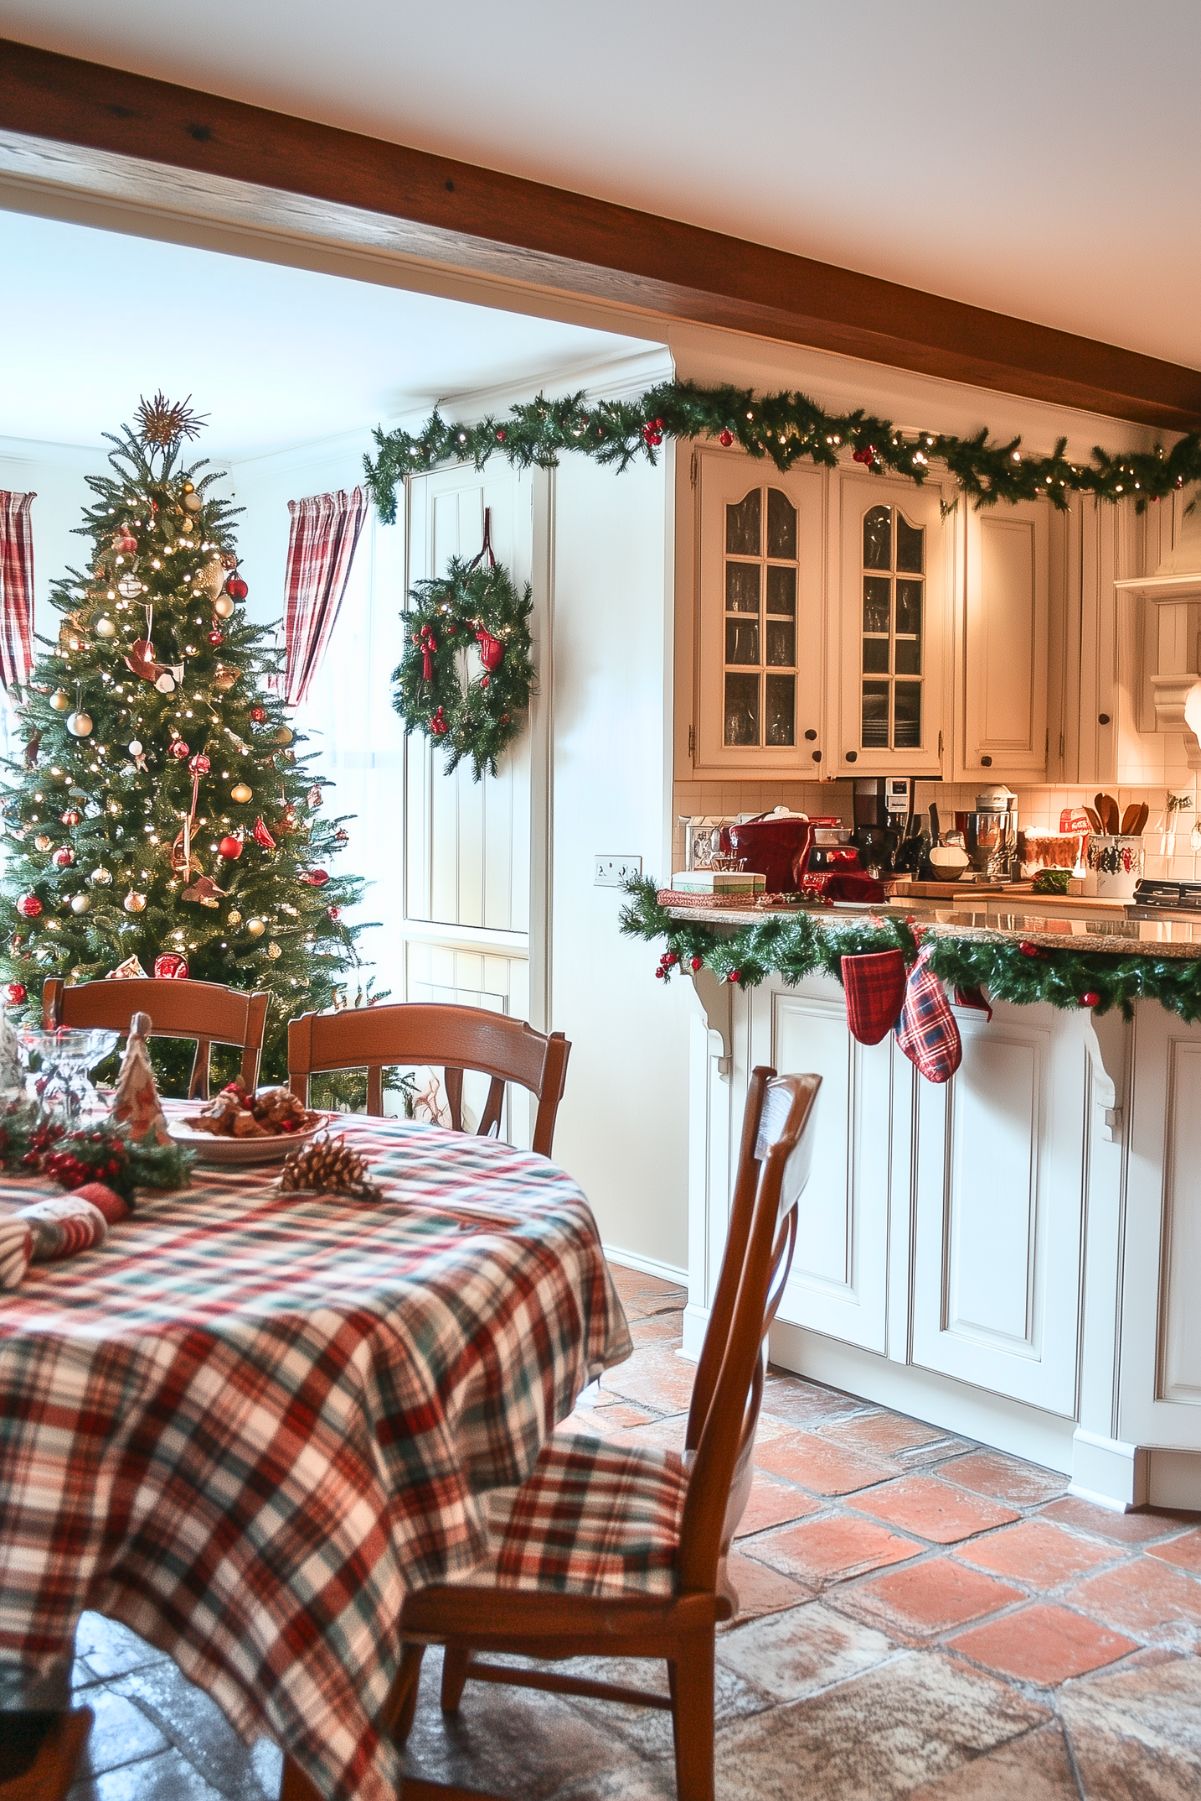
[841,951,907,1045]
[895,948,962,1082]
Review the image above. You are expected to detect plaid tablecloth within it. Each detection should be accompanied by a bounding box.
[0,1112,631,1801]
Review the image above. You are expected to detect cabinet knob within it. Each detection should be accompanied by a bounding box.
[1098,712,1111,725]
[803,728,818,742]
[811,750,822,764]
[845,750,858,763]
[980,755,993,767]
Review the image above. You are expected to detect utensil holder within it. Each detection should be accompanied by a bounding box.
[1084,834,1145,899]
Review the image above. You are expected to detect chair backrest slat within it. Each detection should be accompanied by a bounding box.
[287,1002,570,1157]
[677,1069,820,1596]
[43,978,269,1100]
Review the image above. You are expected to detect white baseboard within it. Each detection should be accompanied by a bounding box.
[602,1244,688,1286]
[1070,1429,1148,1511]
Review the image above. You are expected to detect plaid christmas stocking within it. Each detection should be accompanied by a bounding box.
[895,948,962,1083]
[841,950,907,1044]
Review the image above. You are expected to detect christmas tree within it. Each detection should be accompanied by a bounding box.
[0,396,369,1092]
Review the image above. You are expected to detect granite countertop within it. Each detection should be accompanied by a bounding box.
[664,901,1201,960]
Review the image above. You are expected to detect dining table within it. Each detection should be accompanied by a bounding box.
[0,1104,632,1801]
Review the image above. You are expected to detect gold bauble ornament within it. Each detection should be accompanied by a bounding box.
[227,908,243,926]
[94,617,116,640]
[180,516,194,533]
[200,557,226,599]
[231,782,253,804]
[70,894,91,915]
[246,916,266,938]
[123,890,147,914]
[214,665,240,693]
[34,834,52,852]
[49,689,70,712]
[67,711,93,738]
[274,726,294,746]
[267,941,281,960]
[90,867,112,886]
[212,594,235,620]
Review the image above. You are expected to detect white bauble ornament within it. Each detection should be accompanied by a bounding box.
[123,890,147,914]
[246,916,266,938]
[154,672,177,695]
[49,689,70,712]
[128,740,143,757]
[67,711,93,738]
[212,594,235,620]
[94,617,116,640]
[90,867,113,886]
[116,574,143,600]
[182,489,203,513]
[70,894,91,914]
[200,558,226,599]
[34,834,52,852]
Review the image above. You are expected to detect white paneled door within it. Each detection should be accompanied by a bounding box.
[401,462,541,1144]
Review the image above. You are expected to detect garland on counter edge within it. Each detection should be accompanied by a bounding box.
[618,878,1201,1024]
[365,379,1199,524]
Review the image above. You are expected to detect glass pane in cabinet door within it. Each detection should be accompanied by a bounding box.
[863,637,889,674]
[766,620,796,665]
[894,682,921,747]
[725,673,760,747]
[726,561,760,613]
[896,514,924,573]
[895,578,923,635]
[726,619,760,665]
[862,681,890,747]
[766,565,796,616]
[726,491,761,556]
[863,506,892,570]
[766,488,797,559]
[895,637,921,675]
[863,576,891,634]
[765,674,796,746]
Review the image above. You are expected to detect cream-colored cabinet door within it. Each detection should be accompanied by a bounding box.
[831,471,952,776]
[911,999,1086,1416]
[693,450,826,775]
[958,500,1050,779]
[754,977,891,1354]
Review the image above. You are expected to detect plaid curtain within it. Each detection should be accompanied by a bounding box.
[283,487,368,707]
[0,490,35,690]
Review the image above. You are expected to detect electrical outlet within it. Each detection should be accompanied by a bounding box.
[594,855,642,887]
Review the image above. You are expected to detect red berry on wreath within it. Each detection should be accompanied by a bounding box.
[250,705,266,723]
[218,834,243,860]
[1080,991,1102,1008]
[17,895,42,919]
[496,428,507,442]
[5,982,27,1005]
[327,904,341,921]
[655,966,665,979]
[727,968,741,984]
[663,951,678,967]
[225,575,249,601]
[690,955,703,972]
[853,444,880,468]
[1018,940,1043,958]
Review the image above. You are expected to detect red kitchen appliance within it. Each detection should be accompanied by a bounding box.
[718,812,814,892]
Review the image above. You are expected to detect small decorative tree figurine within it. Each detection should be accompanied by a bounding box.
[0,396,369,1090]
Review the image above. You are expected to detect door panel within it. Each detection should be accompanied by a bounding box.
[961,503,1049,777]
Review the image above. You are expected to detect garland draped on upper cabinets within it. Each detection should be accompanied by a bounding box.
[365,380,1198,523]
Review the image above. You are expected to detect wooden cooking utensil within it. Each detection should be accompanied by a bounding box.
[1096,793,1120,833]
[1083,806,1103,833]
[1130,801,1149,835]
[1120,802,1141,835]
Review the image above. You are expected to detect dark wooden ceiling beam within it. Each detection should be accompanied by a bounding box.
[2,37,1199,432]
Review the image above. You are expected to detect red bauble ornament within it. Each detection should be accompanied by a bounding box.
[690,955,703,972]
[208,628,225,647]
[1018,940,1044,958]
[225,575,249,601]
[327,904,341,921]
[154,953,189,980]
[61,808,82,827]
[1080,991,1102,1008]
[17,895,42,919]
[727,968,741,985]
[168,739,190,761]
[250,705,266,724]
[218,834,243,860]
[495,428,507,442]
[476,627,505,672]
[718,428,735,448]
[52,847,75,868]
[115,530,137,554]
[188,753,211,775]
[299,868,330,887]
[251,816,277,850]
[5,982,27,1006]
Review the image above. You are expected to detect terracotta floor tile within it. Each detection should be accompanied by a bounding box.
[745,1513,921,1588]
[1059,1654,1201,1801]
[935,1449,1067,1508]
[760,1371,868,1428]
[628,1311,684,1344]
[718,1599,895,1703]
[949,1601,1136,1686]
[594,1344,697,1413]
[850,1475,1020,1545]
[735,1473,822,1537]
[1069,1554,1201,1650]
[612,1413,689,1455]
[1039,1495,1197,1545]
[722,1549,814,1624]
[908,1724,1078,1799]
[817,1408,961,1459]
[956,1518,1120,1588]
[1147,1527,1201,1573]
[755,1427,900,1495]
[832,1555,1024,1642]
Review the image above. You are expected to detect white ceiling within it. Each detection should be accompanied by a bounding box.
[1,0,1198,370]
[0,211,647,458]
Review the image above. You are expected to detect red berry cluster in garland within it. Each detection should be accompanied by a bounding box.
[654,949,679,980]
[853,444,881,469]
[642,416,666,448]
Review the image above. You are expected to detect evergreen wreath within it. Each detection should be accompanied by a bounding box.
[393,522,534,780]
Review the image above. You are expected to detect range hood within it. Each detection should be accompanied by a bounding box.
[1114,486,1201,761]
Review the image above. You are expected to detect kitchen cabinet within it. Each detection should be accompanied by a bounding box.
[956,499,1051,779]
[691,449,826,774]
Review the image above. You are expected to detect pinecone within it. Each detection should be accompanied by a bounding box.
[278,1132,381,1200]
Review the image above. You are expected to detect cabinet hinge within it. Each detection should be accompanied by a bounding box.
[937,729,944,759]
[1045,728,1050,762]
[690,450,698,490]
[688,724,696,759]
[1059,731,1066,759]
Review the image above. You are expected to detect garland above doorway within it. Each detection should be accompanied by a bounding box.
[365,379,1201,523]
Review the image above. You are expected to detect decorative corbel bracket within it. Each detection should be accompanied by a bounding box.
[689,968,733,1076]
[1082,1006,1130,1141]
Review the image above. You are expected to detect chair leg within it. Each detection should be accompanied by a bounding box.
[440,1643,471,1714]
[0,1708,93,1801]
[668,1635,715,1801]
[386,1642,426,1746]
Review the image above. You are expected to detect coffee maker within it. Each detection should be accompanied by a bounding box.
[850,777,915,877]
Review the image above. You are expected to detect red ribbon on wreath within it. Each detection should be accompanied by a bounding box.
[418,623,438,682]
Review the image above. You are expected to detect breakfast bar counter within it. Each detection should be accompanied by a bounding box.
[651,896,1201,1511]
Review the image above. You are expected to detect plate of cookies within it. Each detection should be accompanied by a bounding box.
[171,1083,329,1164]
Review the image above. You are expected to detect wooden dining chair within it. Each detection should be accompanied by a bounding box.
[42,977,270,1101]
[287,1002,571,1157]
[0,1707,93,1801]
[392,1066,821,1801]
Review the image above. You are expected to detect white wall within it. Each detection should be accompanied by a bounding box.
[548,450,689,1274]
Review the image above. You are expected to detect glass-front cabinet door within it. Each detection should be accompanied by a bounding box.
[833,472,951,775]
[694,452,825,773]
